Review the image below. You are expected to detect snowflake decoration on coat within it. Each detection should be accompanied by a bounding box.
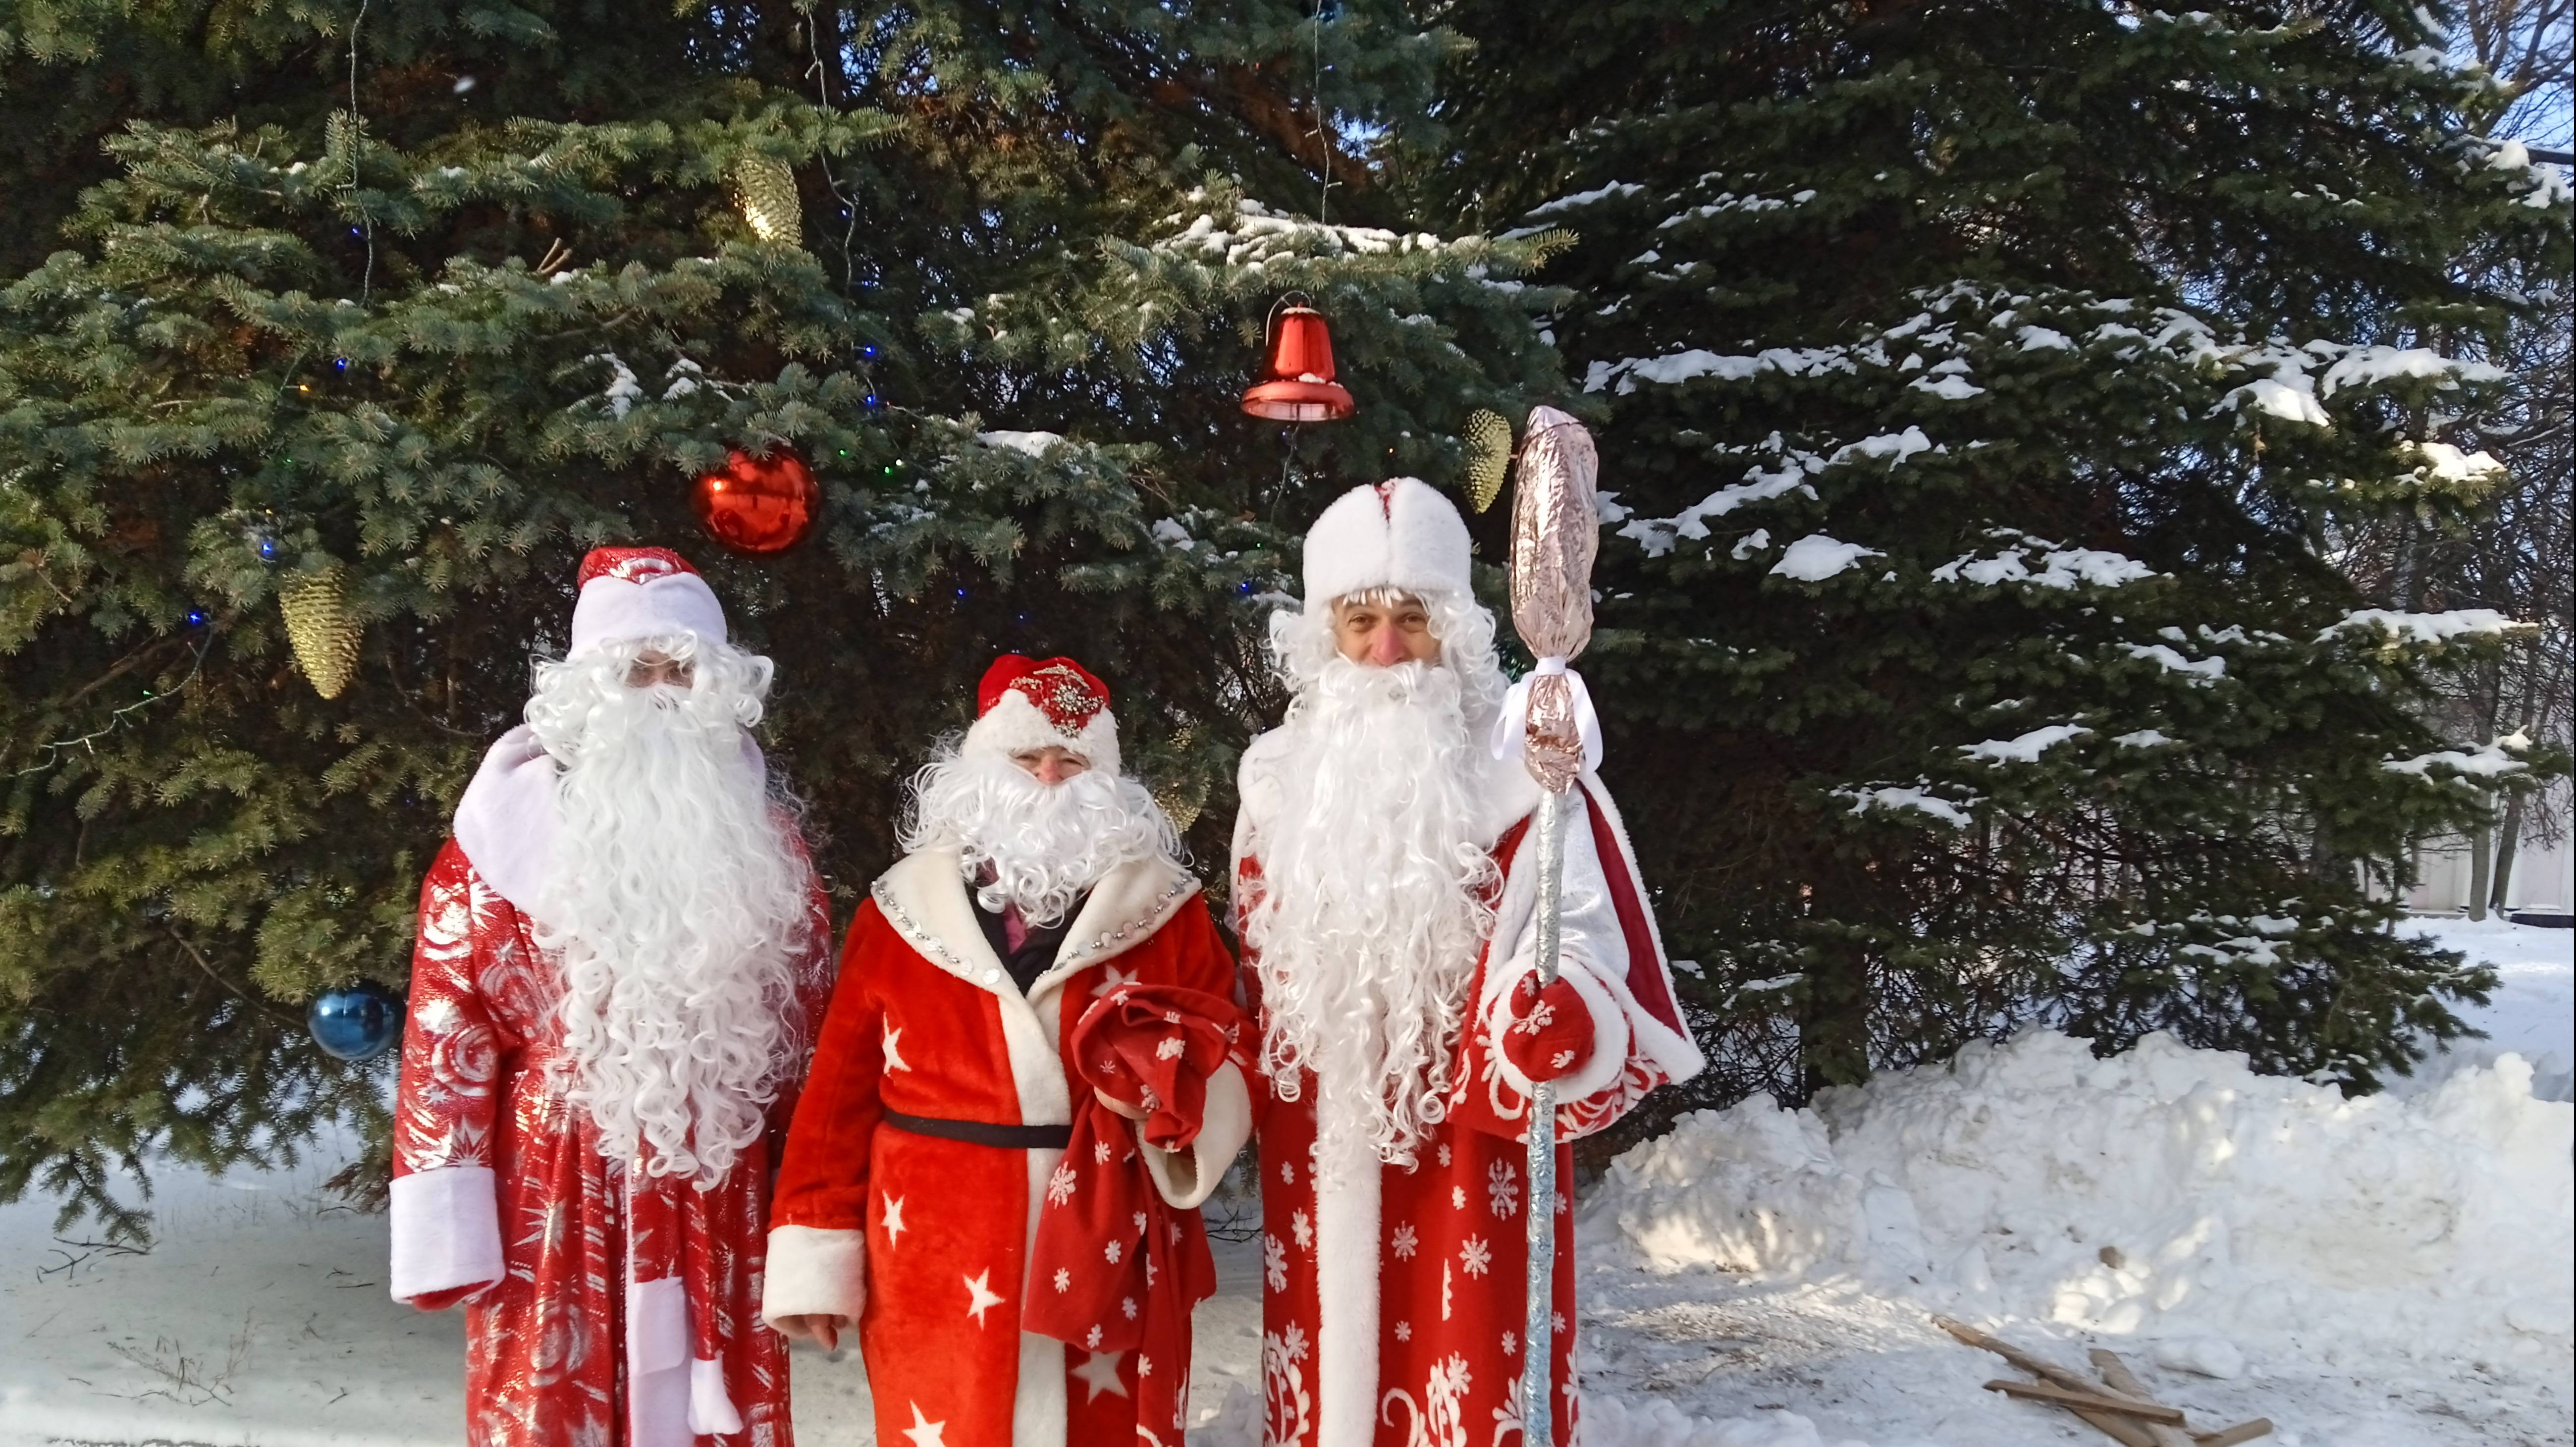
[1391,1224,1419,1260]
[1263,1234,1288,1291]
[1458,1236,1493,1278]
[1290,1209,1314,1250]
[1487,1160,1520,1219]
[1048,1162,1079,1205]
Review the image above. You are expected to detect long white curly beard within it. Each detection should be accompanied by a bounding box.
[900,746,1182,928]
[1244,656,1499,1170]
[525,640,812,1187]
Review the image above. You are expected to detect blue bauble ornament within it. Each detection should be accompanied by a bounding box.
[308,982,403,1063]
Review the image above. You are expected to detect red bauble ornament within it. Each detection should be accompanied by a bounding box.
[1241,299,1356,422]
[692,447,820,555]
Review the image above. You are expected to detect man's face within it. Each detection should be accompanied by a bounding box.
[1333,593,1442,667]
[625,650,694,690]
[1012,745,1091,786]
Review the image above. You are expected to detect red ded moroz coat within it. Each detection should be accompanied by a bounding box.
[1232,732,1706,1447]
[390,839,835,1447]
[764,849,1250,1447]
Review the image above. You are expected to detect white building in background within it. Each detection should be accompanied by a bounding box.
[2398,777,2575,919]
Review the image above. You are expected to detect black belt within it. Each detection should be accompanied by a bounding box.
[883,1108,1072,1150]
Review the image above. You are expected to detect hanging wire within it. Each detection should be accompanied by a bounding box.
[347,0,376,303]
[1310,0,1332,229]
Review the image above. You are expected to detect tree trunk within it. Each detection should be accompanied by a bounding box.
[2468,824,2492,921]
[2489,793,2525,917]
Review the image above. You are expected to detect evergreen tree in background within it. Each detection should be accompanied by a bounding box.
[1437,0,2570,1122]
[0,1,1566,1236]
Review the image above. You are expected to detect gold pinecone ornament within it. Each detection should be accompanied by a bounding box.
[732,154,804,246]
[1153,726,1208,833]
[279,563,361,700]
[1464,409,1514,514]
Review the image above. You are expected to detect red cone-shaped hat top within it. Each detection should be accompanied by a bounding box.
[1241,304,1356,422]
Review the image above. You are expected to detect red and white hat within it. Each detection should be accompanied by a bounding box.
[1302,477,1473,607]
[964,655,1121,776]
[568,546,728,658]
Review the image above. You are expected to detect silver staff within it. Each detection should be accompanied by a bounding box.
[1504,407,1600,1447]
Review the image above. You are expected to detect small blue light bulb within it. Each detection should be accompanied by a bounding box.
[186,608,209,628]
[258,537,279,561]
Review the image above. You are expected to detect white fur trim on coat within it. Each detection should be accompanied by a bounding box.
[1138,1062,1251,1210]
[1309,1133,1383,1447]
[1302,478,1473,606]
[962,689,1123,778]
[569,569,727,659]
[387,1164,504,1305]
[761,1224,868,1330]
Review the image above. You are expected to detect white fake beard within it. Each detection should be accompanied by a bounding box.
[901,747,1181,927]
[524,640,812,1186]
[1244,656,1499,1170]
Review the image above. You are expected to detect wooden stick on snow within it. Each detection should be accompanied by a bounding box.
[2192,1421,2275,1447]
[1932,1317,2161,1447]
[1984,1380,2191,1424]
[2088,1349,2196,1447]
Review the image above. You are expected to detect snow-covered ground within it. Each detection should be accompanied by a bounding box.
[3,919,2567,1447]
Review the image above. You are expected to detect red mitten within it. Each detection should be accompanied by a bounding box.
[1070,984,1246,1149]
[1500,973,1595,1083]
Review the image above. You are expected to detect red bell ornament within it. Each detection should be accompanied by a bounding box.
[1240,300,1356,422]
[691,446,821,555]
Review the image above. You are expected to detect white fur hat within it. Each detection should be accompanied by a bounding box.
[962,655,1122,776]
[568,546,727,658]
[1301,478,1473,606]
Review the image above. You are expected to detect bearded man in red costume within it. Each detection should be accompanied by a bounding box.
[390,546,834,1447]
[765,655,1250,1447]
[1234,480,1706,1447]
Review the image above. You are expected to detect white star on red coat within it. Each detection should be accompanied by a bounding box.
[963,1270,1005,1326]
[1070,1348,1129,1401]
[902,1403,947,1447]
[883,1024,912,1072]
[1092,965,1135,997]
[882,1194,907,1246]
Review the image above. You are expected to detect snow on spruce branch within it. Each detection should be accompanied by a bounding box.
[2383,733,2530,780]
[1930,530,2159,590]
[2320,608,2529,646]
[1832,782,1979,828]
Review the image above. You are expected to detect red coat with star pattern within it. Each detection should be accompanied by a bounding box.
[389,839,835,1447]
[1232,733,1705,1447]
[763,849,1251,1447]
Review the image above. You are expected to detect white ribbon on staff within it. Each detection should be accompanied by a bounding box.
[1488,656,1605,773]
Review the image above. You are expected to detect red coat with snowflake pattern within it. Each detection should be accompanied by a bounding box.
[1232,732,1704,1447]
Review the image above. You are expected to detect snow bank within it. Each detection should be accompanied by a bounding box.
[1581,1031,2573,1363]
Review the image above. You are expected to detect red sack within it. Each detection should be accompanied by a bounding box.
[1025,985,1248,1439]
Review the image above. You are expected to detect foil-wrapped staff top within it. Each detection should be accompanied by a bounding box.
[1500,405,1603,795]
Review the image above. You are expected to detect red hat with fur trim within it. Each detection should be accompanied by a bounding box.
[568,546,727,658]
[965,655,1120,776]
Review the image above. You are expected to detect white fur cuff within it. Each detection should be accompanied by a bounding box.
[761,1224,868,1330]
[387,1165,504,1305]
[1140,1063,1253,1210]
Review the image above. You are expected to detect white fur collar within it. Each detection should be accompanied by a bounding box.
[448,723,766,920]
[871,849,1202,1001]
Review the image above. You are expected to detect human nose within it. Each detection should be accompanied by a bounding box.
[1368,624,1406,665]
[1035,758,1067,785]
